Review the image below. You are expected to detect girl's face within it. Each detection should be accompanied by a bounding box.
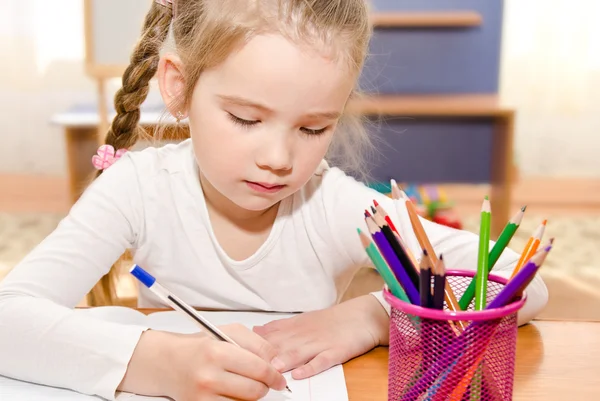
[166,34,355,212]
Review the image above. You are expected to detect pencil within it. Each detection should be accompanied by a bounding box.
[365,217,420,305]
[488,246,551,309]
[370,211,420,289]
[432,255,446,310]
[419,250,433,308]
[458,206,526,310]
[475,196,491,311]
[372,195,420,268]
[392,180,464,328]
[373,199,399,236]
[128,265,293,392]
[510,219,547,279]
[358,228,409,303]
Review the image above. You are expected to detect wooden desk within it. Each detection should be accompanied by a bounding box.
[343,320,600,401]
[136,308,599,400]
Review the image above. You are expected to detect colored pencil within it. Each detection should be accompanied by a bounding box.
[432,255,446,310]
[403,246,552,400]
[419,250,433,308]
[471,196,491,400]
[358,228,409,303]
[373,199,399,236]
[365,217,420,305]
[459,206,526,310]
[475,196,491,311]
[510,219,547,279]
[489,246,551,309]
[392,180,464,330]
[370,211,420,289]
[374,190,420,268]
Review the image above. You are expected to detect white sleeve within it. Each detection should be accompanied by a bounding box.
[0,155,149,400]
[320,168,548,326]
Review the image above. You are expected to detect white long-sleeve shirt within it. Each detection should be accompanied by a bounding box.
[0,139,547,400]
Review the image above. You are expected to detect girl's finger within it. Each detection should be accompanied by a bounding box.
[291,349,343,380]
[204,371,269,400]
[221,324,279,363]
[273,339,322,372]
[217,344,287,391]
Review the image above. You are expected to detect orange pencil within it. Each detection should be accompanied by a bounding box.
[390,179,465,333]
[510,219,547,279]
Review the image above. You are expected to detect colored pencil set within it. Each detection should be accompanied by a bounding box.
[358,179,553,399]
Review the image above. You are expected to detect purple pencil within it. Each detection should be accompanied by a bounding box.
[365,217,420,305]
[402,246,552,400]
[488,245,550,309]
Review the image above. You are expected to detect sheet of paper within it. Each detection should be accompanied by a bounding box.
[0,308,349,401]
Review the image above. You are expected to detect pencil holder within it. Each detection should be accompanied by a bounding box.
[383,270,526,401]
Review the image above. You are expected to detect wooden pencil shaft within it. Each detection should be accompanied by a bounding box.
[381,225,419,288]
[419,268,432,308]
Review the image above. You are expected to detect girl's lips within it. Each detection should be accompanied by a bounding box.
[245,181,286,194]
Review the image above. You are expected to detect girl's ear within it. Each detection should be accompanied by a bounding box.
[157,54,187,118]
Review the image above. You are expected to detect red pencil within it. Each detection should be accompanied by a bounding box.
[373,199,399,236]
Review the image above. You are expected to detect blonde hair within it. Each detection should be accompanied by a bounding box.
[88,0,374,306]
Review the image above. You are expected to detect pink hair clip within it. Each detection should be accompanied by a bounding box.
[92,145,128,171]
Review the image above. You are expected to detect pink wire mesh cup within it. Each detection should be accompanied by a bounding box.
[383,270,526,401]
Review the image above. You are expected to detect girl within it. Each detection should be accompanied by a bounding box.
[0,0,548,400]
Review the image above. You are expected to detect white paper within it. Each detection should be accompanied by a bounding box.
[0,308,349,401]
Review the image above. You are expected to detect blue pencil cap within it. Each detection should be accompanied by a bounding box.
[129,265,156,288]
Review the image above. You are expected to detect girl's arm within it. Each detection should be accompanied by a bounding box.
[0,153,287,400]
[321,168,548,326]
[0,156,148,399]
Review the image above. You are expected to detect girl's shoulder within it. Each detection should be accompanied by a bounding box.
[124,139,194,177]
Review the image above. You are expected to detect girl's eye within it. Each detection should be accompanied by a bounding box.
[300,127,327,136]
[228,113,259,127]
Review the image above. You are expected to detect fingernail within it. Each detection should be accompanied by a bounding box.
[272,357,285,371]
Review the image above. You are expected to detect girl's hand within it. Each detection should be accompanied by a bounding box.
[252,295,390,380]
[120,324,288,401]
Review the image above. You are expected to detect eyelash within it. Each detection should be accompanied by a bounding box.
[227,113,327,136]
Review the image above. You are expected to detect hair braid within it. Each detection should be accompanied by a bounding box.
[87,2,173,307]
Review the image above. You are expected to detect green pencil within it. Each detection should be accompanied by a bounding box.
[358,228,409,303]
[471,196,491,401]
[458,206,526,310]
[475,196,491,311]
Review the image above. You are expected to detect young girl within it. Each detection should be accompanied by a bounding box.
[0,0,548,400]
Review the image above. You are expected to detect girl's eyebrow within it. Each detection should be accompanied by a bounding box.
[217,94,341,120]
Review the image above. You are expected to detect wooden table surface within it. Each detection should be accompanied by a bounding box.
[137,309,600,399]
[344,320,600,400]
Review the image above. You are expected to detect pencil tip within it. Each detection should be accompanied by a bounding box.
[521,205,527,212]
[370,206,377,214]
[542,219,548,225]
[364,209,371,217]
[357,228,362,235]
[550,237,555,244]
[484,195,489,200]
[440,254,444,260]
[373,199,379,207]
[423,249,428,256]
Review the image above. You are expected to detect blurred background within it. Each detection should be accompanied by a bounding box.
[1,0,599,319]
